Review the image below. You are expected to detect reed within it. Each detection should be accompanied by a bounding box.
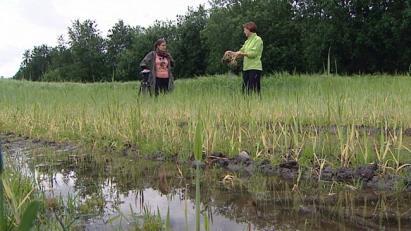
[1,74,411,171]
[0,166,41,230]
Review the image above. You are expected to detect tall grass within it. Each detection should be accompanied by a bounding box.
[0,164,40,230]
[1,74,411,171]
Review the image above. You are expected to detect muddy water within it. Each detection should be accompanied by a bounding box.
[2,136,411,230]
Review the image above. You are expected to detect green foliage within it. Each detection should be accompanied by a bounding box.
[173,6,209,78]
[165,206,171,231]
[17,201,40,231]
[13,0,411,81]
[0,169,40,231]
[107,20,135,81]
[68,19,108,82]
[194,120,204,161]
[295,0,411,73]
[14,45,52,81]
[195,164,201,231]
[138,207,164,231]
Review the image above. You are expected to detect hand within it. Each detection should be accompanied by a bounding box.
[226,51,239,58]
[235,51,246,57]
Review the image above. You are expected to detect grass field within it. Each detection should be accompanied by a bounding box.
[1,74,411,171]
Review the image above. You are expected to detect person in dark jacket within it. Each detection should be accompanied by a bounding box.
[140,38,175,96]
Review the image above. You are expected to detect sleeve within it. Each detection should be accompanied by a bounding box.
[168,54,175,68]
[140,51,153,69]
[245,38,263,59]
[239,43,246,52]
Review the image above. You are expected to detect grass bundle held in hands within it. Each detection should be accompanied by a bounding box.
[221,51,238,70]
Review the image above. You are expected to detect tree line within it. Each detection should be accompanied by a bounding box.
[14,0,411,82]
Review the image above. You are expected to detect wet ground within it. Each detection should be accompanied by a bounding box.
[1,133,411,230]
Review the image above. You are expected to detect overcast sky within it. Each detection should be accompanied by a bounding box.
[0,0,209,78]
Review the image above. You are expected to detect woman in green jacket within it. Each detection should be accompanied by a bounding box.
[140,38,175,96]
[233,22,264,95]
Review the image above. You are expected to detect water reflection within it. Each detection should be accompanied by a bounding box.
[18,152,411,230]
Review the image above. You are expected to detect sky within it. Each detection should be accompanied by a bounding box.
[0,0,209,78]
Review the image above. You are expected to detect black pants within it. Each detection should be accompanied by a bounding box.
[242,70,262,95]
[155,78,169,96]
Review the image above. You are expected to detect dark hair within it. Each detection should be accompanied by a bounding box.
[242,22,257,33]
[154,38,166,50]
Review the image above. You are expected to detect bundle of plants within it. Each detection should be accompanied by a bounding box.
[221,51,238,70]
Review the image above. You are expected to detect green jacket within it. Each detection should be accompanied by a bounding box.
[239,33,263,71]
[140,51,175,92]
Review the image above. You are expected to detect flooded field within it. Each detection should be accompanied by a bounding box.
[2,134,411,230]
[2,76,411,229]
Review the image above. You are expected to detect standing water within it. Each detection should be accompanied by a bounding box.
[2,135,411,230]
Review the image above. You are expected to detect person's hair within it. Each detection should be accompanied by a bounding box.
[154,38,166,50]
[242,22,257,32]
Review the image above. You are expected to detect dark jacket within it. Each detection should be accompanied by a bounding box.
[140,51,175,92]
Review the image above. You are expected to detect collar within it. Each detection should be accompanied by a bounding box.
[247,33,257,40]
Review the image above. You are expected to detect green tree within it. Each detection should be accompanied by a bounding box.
[205,0,301,74]
[14,45,52,81]
[107,20,134,81]
[68,19,108,82]
[14,50,32,80]
[43,35,76,81]
[173,5,209,78]
[203,0,245,74]
[13,0,411,81]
